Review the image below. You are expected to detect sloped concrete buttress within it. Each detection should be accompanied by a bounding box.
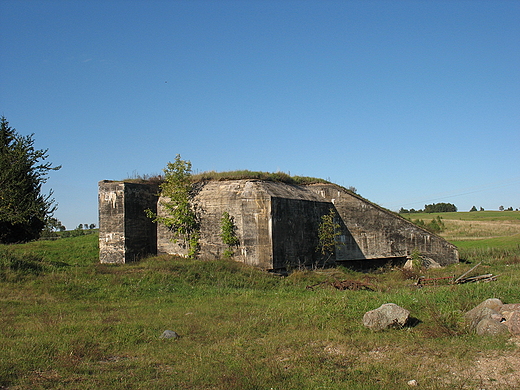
[307,184,459,266]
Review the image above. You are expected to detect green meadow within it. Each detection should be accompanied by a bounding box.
[1,212,519,389]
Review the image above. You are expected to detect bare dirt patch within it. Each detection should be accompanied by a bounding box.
[319,340,520,389]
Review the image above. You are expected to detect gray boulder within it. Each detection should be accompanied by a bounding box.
[465,299,520,337]
[465,298,504,330]
[501,303,520,320]
[476,318,510,336]
[505,311,520,336]
[363,303,410,331]
[465,307,503,331]
[476,298,504,312]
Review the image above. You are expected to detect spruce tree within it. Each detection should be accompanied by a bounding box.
[0,117,61,243]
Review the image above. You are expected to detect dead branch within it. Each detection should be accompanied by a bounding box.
[454,262,481,284]
[416,262,499,287]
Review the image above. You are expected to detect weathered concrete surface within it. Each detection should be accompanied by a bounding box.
[157,181,331,269]
[99,179,459,269]
[98,181,158,263]
[307,184,459,266]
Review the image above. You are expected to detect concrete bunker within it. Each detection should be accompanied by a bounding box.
[98,179,459,270]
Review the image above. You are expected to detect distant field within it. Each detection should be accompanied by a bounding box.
[451,233,520,250]
[402,211,520,245]
[403,210,520,222]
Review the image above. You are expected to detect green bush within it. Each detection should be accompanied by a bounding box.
[411,216,445,233]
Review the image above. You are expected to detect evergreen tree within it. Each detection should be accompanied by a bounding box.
[0,117,61,243]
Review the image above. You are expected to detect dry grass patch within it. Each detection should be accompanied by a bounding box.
[442,219,520,240]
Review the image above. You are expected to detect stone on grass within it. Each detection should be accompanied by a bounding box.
[160,330,180,340]
[501,303,520,320]
[505,311,520,336]
[465,299,520,337]
[363,303,410,331]
[465,307,503,331]
[469,298,503,314]
[475,318,510,336]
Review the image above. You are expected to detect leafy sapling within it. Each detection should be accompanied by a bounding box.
[146,154,200,258]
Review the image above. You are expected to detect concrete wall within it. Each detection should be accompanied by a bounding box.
[157,181,274,268]
[99,181,125,263]
[308,184,459,266]
[98,181,158,263]
[270,197,332,270]
[99,179,459,268]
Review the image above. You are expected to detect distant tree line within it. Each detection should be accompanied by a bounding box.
[60,224,97,238]
[466,206,516,212]
[399,203,457,214]
[401,203,517,214]
[40,222,97,239]
[498,206,516,211]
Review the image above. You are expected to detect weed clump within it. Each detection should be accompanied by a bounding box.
[420,301,466,338]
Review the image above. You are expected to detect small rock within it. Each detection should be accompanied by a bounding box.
[160,330,180,339]
[363,303,410,331]
[407,379,418,386]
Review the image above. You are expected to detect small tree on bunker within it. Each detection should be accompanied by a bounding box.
[220,211,239,258]
[0,117,61,243]
[147,155,200,258]
[317,208,342,266]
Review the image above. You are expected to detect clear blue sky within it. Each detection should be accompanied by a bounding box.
[1,0,519,229]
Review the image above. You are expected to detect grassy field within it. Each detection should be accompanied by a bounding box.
[402,210,520,222]
[403,210,520,245]
[1,214,520,390]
